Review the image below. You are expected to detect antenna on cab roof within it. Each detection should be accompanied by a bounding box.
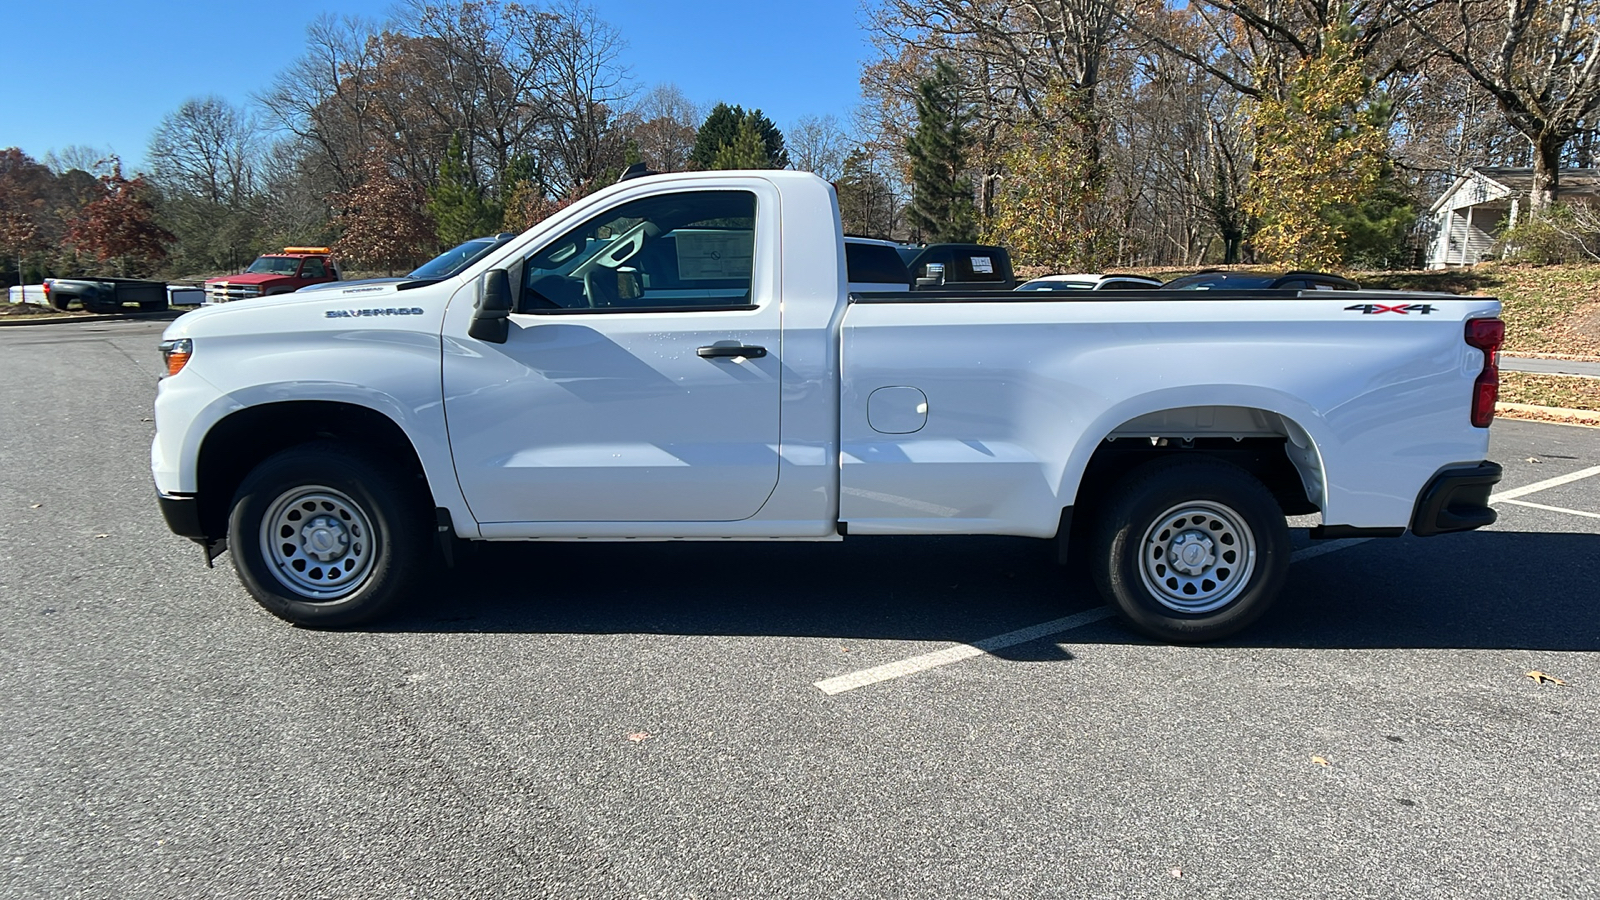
[617,162,658,183]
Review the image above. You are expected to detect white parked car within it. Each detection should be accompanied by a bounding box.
[152,170,1504,642]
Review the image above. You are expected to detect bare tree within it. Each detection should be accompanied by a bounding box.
[148,97,262,206]
[787,114,852,180]
[257,14,385,197]
[537,0,635,192]
[41,145,117,177]
[630,83,700,172]
[1402,0,1600,210]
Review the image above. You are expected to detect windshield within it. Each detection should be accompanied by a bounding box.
[244,257,303,276]
[409,234,515,279]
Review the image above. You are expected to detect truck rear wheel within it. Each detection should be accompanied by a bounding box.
[227,442,429,627]
[1090,457,1290,643]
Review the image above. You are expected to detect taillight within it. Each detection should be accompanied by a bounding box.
[160,338,192,377]
[42,281,50,298]
[1466,317,1503,428]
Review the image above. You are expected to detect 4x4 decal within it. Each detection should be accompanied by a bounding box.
[1345,303,1437,315]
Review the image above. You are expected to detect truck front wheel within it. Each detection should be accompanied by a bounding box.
[227,442,429,627]
[1090,457,1290,643]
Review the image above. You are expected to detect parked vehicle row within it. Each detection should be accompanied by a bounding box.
[1015,270,1361,293]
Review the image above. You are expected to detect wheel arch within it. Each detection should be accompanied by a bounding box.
[192,400,435,541]
[1061,391,1332,520]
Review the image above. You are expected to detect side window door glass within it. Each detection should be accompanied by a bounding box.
[520,190,757,313]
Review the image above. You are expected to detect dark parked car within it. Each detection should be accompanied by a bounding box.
[1160,270,1359,291]
[43,277,168,313]
[297,233,519,293]
[898,243,1016,291]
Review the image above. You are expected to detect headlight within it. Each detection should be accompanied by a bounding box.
[160,338,192,377]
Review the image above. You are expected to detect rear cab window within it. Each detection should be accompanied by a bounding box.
[846,243,911,287]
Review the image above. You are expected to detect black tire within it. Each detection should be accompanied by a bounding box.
[51,294,72,311]
[1090,456,1290,643]
[227,441,430,627]
[139,298,169,311]
[83,299,119,314]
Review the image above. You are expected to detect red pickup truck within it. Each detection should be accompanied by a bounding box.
[203,248,340,304]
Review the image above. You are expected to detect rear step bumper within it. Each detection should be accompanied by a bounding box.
[1409,461,1502,537]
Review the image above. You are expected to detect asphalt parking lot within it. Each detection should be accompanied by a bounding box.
[2,318,1597,899]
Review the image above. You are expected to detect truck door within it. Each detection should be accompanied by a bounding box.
[441,186,782,524]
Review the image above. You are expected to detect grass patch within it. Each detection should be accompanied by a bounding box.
[0,302,77,320]
[1352,263,1600,357]
[1097,262,1600,358]
[1500,371,1600,411]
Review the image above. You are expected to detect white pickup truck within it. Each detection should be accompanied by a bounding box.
[152,170,1504,642]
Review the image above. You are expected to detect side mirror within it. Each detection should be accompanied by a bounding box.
[914,262,946,290]
[468,269,512,343]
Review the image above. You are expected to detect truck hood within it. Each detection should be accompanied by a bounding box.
[204,273,294,287]
[162,280,450,343]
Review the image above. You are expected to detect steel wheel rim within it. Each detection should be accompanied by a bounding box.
[259,485,377,601]
[1137,500,1256,614]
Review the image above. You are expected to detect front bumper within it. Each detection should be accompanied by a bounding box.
[1410,461,1502,537]
[158,492,207,540]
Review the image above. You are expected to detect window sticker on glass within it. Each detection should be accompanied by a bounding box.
[677,231,754,280]
[970,255,995,274]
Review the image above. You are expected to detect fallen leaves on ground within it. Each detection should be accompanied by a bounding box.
[1526,671,1567,685]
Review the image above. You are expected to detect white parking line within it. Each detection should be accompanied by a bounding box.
[814,608,1115,696]
[1490,465,1600,502]
[1497,498,1600,520]
[816,537,1379,696]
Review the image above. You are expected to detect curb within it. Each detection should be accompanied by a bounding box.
[0,309,189,328]
[1497,402,1600,428]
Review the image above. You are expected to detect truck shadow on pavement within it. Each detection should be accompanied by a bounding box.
[383,528,1600,656]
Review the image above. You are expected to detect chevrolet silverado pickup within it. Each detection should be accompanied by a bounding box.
[151,170,1504,642]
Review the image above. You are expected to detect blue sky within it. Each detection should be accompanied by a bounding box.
[2,0,875,172]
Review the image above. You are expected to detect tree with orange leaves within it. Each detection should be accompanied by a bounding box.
[66,161,175,275]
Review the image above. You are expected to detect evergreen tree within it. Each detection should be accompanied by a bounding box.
[427,132,501,247]
[905,59,976,243]
[711,120,771,169]
[691,104,789,170]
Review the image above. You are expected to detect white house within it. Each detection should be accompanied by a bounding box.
[1427,167,1600,268]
